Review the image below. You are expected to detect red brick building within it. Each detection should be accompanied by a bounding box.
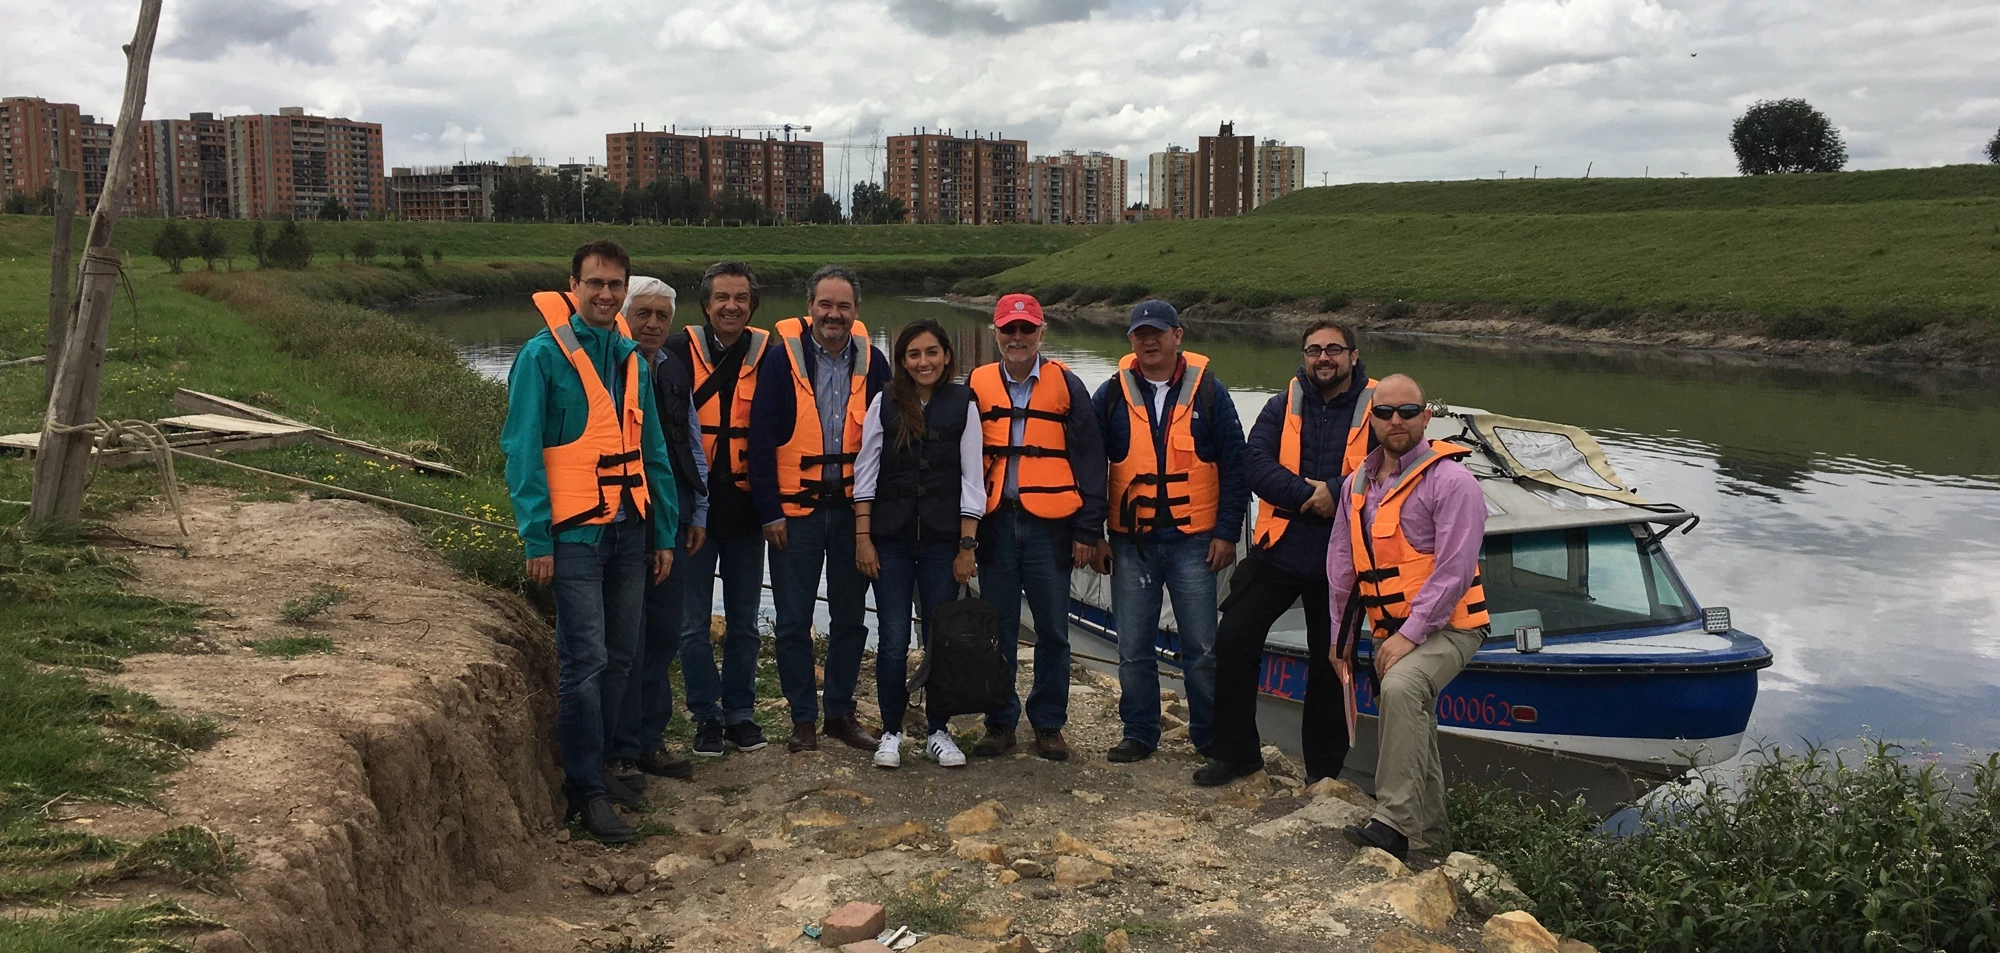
[1026,151,1128,225]
[226,107,385,219]
[605,128,824,222]
[1,96,84,208]
[1195,121,1255,219]
[884,130,1028,224]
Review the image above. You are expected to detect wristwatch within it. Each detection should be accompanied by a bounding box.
[959,536,979,551]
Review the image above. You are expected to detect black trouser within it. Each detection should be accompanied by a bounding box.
[1208,550,1350,781]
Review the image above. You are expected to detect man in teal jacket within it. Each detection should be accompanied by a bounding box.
[502,239,677,844]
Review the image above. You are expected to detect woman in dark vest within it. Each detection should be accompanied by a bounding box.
[853,319,985,769]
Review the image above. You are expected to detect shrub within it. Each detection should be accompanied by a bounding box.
[351,237,378,262]
[1319,295,1351,312]
[1036,283,1079,305]
[149,220,195,274]
[951,277,995,296]
[1845,309,1930,345]
[431,247,444,264]
[264,221,313,270]
[1541,300,1584,325]
[1110,284,1149,305]
[1383,300,1414,319]
[400,244,423,267]
[1069,285,1113,306]
[193,222,227,270]
[1238,289,1286,310]
[1166,289,1206,312]
[247,221,270,268]
[1765,308,1840,340]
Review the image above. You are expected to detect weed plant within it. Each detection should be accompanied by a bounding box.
[884,880,966,934]
[0,899,228,952]
[279,584,348,624]
[1449,742,2000,953]
[243,636,337,658]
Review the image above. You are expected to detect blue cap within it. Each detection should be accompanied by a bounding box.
[1127,300,1181,333]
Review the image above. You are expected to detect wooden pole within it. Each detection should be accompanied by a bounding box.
[29,0,164,526]
[44,168,79,400]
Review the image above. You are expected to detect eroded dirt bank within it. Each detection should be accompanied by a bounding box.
[96,491,1586,953]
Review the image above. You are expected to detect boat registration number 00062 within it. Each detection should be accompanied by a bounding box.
[1354,678,1522,729]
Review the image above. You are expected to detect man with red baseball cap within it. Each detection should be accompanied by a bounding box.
[964,293,1108,761]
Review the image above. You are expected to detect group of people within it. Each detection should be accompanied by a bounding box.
[503,239,1490,862]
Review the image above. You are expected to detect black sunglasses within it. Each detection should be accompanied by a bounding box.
[1371,403,1425,421]
[1302,344,1352,358]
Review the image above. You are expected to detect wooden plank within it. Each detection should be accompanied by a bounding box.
[0,432,44,452]
[309,433,466,478]
[157,414,316,437]
[171,388,316,430]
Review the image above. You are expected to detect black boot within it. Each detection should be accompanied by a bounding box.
[636,749,694,780]
[1342,819,1409,860]
[572,796,637,844]
[1191,757,1264,787]
[602,768,648,810]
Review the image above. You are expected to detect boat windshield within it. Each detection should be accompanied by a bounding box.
[1479,524,1699,638]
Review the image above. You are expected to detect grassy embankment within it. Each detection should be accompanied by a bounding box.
[0,217,1097,948]
[969,165,2000,348]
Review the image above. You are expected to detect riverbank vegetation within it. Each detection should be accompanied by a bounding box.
[973,166,2000,352]
[1449,742,2000,953]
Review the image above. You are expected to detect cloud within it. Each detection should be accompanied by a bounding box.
[888,0,1114,36]
[1453,0,1684,77]
[163,0,330,64]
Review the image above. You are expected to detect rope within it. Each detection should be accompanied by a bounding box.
[168,452,516,531]
[45,417,186,534]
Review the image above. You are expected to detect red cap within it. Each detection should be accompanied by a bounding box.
[993,293,1046,328]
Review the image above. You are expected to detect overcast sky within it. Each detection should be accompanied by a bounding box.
[7,0,1998,197]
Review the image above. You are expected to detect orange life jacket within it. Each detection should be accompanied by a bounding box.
[687,324,770,493]
[1107,351,1220,537]
[773,320,872,518]
[968,359,1083,520]
[531,291,650,532]
[1252,376,1378,548]
[1347,440,1490,636]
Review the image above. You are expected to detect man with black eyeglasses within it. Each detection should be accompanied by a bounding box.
[1195,320,1376,788]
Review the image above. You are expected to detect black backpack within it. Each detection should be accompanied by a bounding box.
[908,588,1013,718]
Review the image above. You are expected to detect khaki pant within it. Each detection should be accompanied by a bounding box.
[1371,626,1484,849]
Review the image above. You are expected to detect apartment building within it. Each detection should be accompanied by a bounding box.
[1,96,84,208]
[145,113,230,218]
[1146,145,1195,220]
[885,130,1028,224]
[1195,121,1255,218]
[1026,151,1128,225]
[226,107,384,219]
[604,128,823,221]
[389,162,502,222]
[1253,139,1306,208]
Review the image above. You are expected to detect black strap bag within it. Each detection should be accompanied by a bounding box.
[907,586,1013,718]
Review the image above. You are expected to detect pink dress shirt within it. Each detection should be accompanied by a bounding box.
[1327,443,1488,645]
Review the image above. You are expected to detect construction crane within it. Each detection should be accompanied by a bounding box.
[671,123,814,140]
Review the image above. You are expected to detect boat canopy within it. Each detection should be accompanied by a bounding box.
[1433,408,1694,536]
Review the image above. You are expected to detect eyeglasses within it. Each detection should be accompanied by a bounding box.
[997,322,1040,336]
[1303,344,1353,358]
[1370,403,1425,421]
[578,278,627,293]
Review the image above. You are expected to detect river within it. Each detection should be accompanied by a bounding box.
[413,294,2000,759]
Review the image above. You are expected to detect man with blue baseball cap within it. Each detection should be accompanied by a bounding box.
[1091,300,1248,763]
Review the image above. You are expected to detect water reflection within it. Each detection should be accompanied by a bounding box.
[403,294,2000,755]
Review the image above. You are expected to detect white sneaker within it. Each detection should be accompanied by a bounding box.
[926,730,967,768]
[873,732,903,769]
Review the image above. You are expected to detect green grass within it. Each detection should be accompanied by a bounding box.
[0,900,228,952]
[1256,164,2000,216]
[883,880,967,934]
[984,195,2000,336]
[1448,742,2000,953]
[278,585,347,624]
[242,636,337,659]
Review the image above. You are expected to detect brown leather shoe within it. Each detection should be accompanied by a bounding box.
[972,726,1017,757]
[822,713,879,751]
[787,721,818,753]
[1033,728,1071,762]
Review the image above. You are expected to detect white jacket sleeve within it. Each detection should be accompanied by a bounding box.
[854,392,885,503]
[959,400,986,519]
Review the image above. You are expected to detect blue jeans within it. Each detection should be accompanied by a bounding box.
[678,531,765,726]
[768,504,868,725]
[611,533,688,760]
[872,536,956,735]
[550,520,647,805]
[977,508,1074,732]
[1109,535,1219,750]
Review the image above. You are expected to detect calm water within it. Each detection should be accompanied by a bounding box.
[414,295,2000,757]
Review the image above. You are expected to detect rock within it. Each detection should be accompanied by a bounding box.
[553,828,572,843]
[1348,846,1412,881]
[1108,812,1190,842]
[946,800,1008,836]
[1161,724,1191,744]
[820,901,887,947]
[1070,789,1105,805]
[621,872,649,893]
[1160,711,1188,730]
[839,943,890,953]
[1557,940,1599,953]
[1482,911,1559,953]
[1191,897,1242,915]
[1215,788,1265,811]
[1050,831,1119,866]
[996,869,1021,885]
[906,938,994,953]
[964,914,1013,937]
[651,854,707,882]
[1051,855,1113,888]
[1103,928,1132,953]
[1009,858,1046,878]
[581,864,620,894]
[1259,744,1301,779]
[1339,869,1459,933]
[1445,851,1534,916]
[817,820,938,858]
[777,872,842,912]
[667,833,753,863]
[1244,796,1372,839]
[1305,777,1376,808]
[1372,927,1459,953]
[786,807,855,832]
[954,838,1007,865]
[192,929,257,953]
[820,786,876,806]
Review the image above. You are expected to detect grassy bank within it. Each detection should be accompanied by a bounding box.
[1449,743,2000,953]
[0,214,1106,265]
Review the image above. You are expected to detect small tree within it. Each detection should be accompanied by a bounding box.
[266,220,314,270]
[805,192,841,224]
[248,221,271,268]
[352,236,378,262]
[431,246,443,264]
[1985,127,2000,165]
[400,244,423,267]
[194,221,227,270]
[317,196,349,221]
[150,220,195,273]
[1730,98,1848,175]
